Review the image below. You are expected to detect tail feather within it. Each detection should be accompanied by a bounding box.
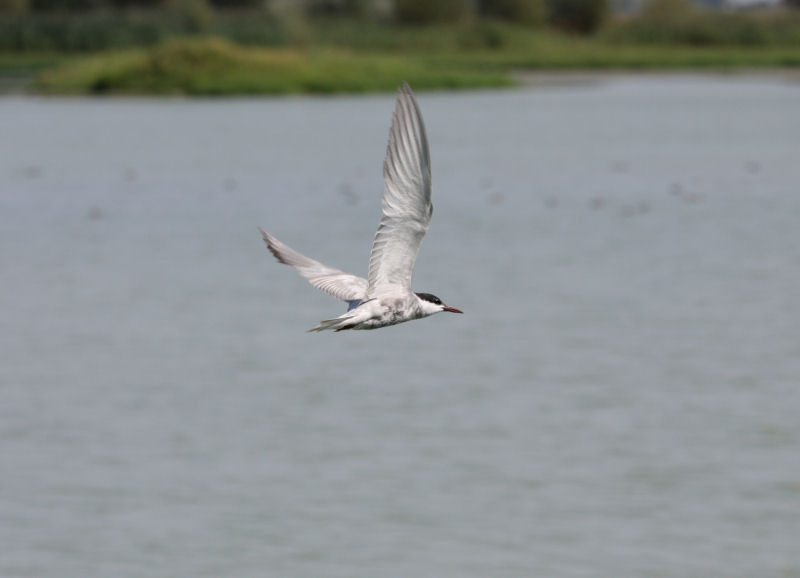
[308,298,378,332]
[308,314,357,333]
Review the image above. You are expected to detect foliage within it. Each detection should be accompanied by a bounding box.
[547,0,608,34]
[606,6,800,46]
[6,8,800,95]
[207,0,262,5]
[162,0,213,33]
[0,0,28,13]
[32,30,800,97]
[639,0,693,21]
[394,0,472,24]
[34,37,513,94]
[29,0,105,9]
[212,10,285,46]
[0,12,172,50]
[478,0,547,27]
[25,0,259,7]
[304,0,371,18]
[3,1,800,52]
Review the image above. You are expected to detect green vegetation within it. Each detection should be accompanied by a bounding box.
[479,0,547,27]
[606,0,800,46]
[32,31,800,96]
[33,37,512,95]
[0,51,64,75]
[394,0,472,23]
[2,0,800,95]
[547,0,608,33]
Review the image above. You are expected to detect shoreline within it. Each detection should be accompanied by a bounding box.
[3,43,800,97]
[511,68,800,86]
[4,70,799,97]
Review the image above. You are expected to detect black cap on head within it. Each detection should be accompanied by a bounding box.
[415,292,442,305]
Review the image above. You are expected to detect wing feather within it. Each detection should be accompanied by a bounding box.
[367,83,432,294]
[259,227,367,303]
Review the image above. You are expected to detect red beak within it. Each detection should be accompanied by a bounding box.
[443,306,463,314]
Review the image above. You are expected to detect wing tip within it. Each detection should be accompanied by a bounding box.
[398,81,416,105]
[258,226,292,266]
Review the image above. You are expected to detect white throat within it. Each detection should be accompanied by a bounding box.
[417,297,444,317]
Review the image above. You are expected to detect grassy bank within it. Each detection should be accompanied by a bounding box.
[32,38,512,95]
[6,12,799,95]
[30,34,800,95]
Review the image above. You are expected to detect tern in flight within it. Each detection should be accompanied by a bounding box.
[259,82,462,332]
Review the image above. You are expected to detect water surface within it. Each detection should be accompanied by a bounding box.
[2,75,800,577]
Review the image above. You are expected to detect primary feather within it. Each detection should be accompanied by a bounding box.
[259,227,367,303]
[367,82,432,295]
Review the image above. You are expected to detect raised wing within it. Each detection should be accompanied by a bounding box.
[367,83,432,294]
[259,227,367,303]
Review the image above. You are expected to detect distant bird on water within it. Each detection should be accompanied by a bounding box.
[259,82,462,332]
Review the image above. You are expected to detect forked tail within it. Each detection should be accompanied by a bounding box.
[308,314,357,333]
[307,298,376,332]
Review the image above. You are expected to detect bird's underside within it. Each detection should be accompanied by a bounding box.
[259,228,426,331]
[309,293,426,332]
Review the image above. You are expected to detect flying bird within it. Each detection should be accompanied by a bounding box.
[259,82,462,332]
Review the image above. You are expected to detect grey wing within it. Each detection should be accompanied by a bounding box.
[259,227,368,303]
[367,82,432,294]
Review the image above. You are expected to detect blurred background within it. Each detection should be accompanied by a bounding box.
[2,2,800,578]
[1,0,800,93]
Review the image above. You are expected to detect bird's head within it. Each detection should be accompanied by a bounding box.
[415,292,463,316]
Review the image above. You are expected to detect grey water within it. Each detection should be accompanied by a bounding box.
[1,74,799,577]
